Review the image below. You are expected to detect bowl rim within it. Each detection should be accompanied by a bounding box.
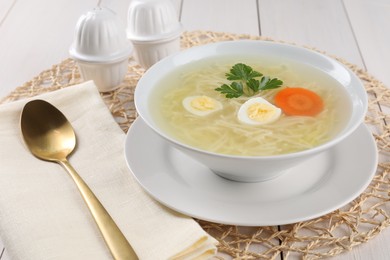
[134,40,368,160]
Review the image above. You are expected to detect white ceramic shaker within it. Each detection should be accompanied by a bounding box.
[69,7,132,92]
[127,0,182,69]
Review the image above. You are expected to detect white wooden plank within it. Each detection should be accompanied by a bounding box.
[331,228,390,260]
[330,2,390,259]
[257,1,388,260]
[0,0,181,99]
[170,0,183,16]
[343,0,390,88]
[0,0,99,98]
[0,0,15,25]
[258,0,364,67]
[0,248,9,260]
[181,0,259,35]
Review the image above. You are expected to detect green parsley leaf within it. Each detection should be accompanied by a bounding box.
[215,82,243,98]
[226,63,262,81]
[259,77,283,90]
[247,78,260,93]
[215,63,283,98]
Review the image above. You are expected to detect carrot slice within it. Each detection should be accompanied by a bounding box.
[274,87,324,116]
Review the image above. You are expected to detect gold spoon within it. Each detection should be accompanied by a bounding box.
[20,99,138,260]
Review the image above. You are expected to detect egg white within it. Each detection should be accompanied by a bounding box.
[182,95,223,116]
[238,97,281,125]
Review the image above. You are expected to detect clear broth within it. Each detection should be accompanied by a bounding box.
[149,56,352,156]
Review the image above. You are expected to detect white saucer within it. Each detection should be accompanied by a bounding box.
[124,118,378,226]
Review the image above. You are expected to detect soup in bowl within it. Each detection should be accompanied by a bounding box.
[134,41,367,182]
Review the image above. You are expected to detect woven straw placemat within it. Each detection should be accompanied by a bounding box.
[2,31,389,260]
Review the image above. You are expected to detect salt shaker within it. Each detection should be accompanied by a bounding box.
[127,0,182,69]
[69,7,132,92]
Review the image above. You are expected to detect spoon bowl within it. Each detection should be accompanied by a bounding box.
[21,100,75,161]
[20,99,137,260]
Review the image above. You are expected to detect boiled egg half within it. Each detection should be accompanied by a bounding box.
[238,97,281,125]
[182,95,223,116]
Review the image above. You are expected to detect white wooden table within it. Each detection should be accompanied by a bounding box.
[1,0,389,259]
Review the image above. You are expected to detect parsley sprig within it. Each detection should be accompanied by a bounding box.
[215,63,283,98]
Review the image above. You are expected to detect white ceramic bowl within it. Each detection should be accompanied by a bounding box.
[134,41,368,182]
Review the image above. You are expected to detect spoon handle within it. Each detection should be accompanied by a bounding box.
[59,159,138,260]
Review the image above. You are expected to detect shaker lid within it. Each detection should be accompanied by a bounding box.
[69,7,132,63]
[127,0,182,42]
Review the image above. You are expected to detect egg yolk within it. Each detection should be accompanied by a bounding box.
[190,96,217,111]
[247,103,277,122]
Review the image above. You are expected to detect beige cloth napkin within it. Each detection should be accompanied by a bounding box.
[0,81,217,260]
